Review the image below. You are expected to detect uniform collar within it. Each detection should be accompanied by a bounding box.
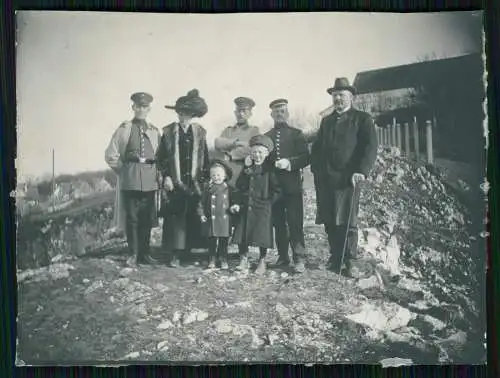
[274,122,288,129]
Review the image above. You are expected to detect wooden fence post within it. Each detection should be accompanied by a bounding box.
[413,116,420,161]
[391,117,397,147]
[396,123,402,150]
[404,122,410,156]
[383,127,387,145]
[426,119,434,164]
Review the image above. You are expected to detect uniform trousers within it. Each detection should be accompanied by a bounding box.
[273,193,306,262]
[122,190,155,260]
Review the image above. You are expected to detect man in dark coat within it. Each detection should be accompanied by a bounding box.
[311,78,378,274]
[157,89,210,267]
[105,92,161,266]
[263,98,310,274]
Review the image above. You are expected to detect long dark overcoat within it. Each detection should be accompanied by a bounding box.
[232,161,281,249]
[156,122,209,250]
[197,182,235,238]
[310,108,378,226]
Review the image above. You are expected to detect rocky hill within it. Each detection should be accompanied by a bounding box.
[16,147,486,365]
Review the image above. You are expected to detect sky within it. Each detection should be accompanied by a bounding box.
[15,11,483,180]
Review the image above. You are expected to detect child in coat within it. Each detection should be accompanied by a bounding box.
[198,159,240,269]
[232,134,281,275]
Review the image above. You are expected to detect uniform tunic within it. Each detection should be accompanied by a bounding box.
[214,123,260,186]
[198,183,233,238]
[121,120,159,192]
[265,123,310,260]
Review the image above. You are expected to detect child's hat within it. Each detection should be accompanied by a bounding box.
[249,134,274,153]
[208,159,233,181]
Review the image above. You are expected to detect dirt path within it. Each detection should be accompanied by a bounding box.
[16,154,486,365]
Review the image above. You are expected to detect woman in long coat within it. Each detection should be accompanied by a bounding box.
[156,89,210,267]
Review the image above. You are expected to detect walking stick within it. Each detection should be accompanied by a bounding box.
[338,180,360,278]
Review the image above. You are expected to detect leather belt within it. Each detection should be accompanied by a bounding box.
[125,157,156,164]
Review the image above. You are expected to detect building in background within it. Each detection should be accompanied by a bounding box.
[319,53,484,164]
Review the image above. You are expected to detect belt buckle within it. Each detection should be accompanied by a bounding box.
[139,157,146,163]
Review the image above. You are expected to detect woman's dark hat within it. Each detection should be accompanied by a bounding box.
[165,89,208,118]
[326,77,356,95]
[209,159,233,181]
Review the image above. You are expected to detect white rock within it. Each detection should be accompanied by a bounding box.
[268,334,280,345]
[346,302,412,332]
[84,280,103,295]
[119,268,134,277]
[196,310,209,322]
[380,357,413,368]
[183,312,197,325]
[276,303,291,321]
[157,320,174,330]
[280,272,289,278]
[157,341,169,350]
[123,351,140,359]
[172,311,182,323]
[357,275,381,290]
[82,278,90,284]
[422,315,447,331]
[408,300,430,310]
[397,277,424,293]
[213,319,233,333]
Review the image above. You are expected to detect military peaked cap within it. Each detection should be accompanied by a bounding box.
[130,92,153,106]
[269,98,288,109]
[234,97,255,109]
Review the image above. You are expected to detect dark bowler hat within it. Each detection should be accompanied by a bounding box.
[130,92,153,106]
[269,98,288,109]
[208,159,233,181]
[249,134,274,152]
[234,97,255,109]
[327,77,356,95]
[165,89,208,118]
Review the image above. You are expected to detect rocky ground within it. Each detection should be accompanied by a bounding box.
[16,147,486,366]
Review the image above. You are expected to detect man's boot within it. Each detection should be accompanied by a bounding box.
[127,226,141,267]
[169,251,180,268]
[254,258,267,275]
[236,255,249,271]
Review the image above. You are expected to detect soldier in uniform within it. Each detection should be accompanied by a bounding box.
[214,97,260,187]
[311,78,378,275]
[261,99,310,274]
[104,92,161,266]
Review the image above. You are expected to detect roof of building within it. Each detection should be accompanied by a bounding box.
[353,53,482,95]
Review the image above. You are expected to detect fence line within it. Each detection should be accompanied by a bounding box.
[375,116,435,164]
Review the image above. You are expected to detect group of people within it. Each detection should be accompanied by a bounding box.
[104,77,379,276]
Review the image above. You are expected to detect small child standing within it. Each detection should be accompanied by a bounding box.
[198,159,240,269]
[232,134,281,275]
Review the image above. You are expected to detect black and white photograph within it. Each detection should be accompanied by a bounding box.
[15,11,487,365]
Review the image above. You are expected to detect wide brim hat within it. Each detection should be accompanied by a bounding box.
[326,77,356,95]
[165,89,208,118]
[249,134,274,153]
[208,159,233,181]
